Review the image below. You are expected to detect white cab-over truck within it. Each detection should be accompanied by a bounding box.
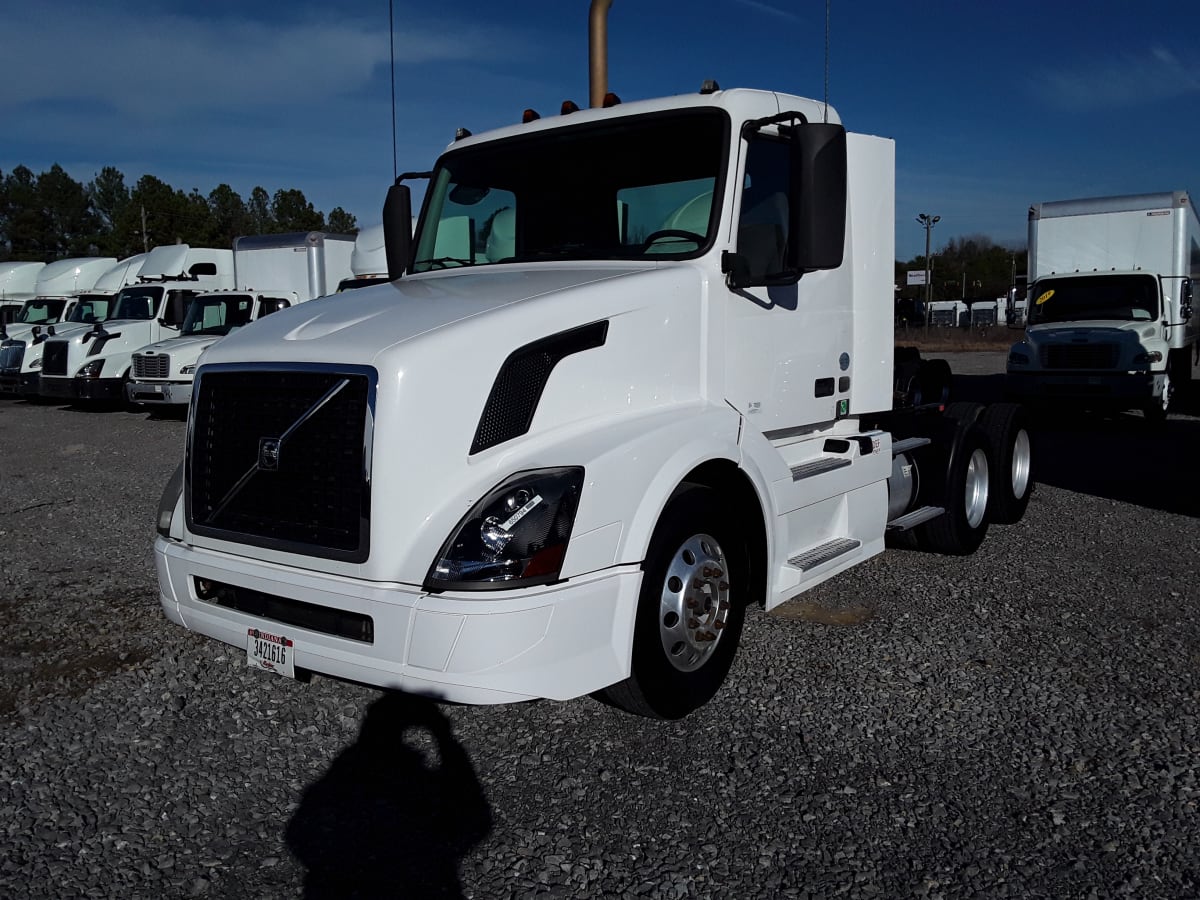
[0,255,148,396]
[127,232,355,406]
[38,245,233,403]
[1006,192,1199,421]
[154,84,1033,719]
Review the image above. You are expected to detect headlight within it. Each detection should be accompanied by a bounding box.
[180,364,197,375]
[1132,350,1163,365]
[156,461,184,538]
[30,356,42,369]
[426,467,584,591]
[76,359,104,378]
[1007,349,1030,366]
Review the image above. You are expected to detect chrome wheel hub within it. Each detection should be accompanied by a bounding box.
[964,448,989,529]
[1011,428,1031,500]
[657,533,731,673]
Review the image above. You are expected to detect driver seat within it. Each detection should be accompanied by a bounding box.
[644,191,712,255]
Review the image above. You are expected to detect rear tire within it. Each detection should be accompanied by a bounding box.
[918,424,991,555]
[978,403,1033,524]
[602,485,747,719]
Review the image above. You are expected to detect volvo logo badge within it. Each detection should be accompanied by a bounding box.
[258,438,282,471]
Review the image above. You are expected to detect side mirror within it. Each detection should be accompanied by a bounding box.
[789,123,847,271]
[383,182,413,281]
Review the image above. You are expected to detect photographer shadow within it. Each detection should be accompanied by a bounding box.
[287,692,492,899]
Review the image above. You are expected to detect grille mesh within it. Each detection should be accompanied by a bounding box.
[189,368,373,561]
[0,342,25,370]
[1041,343,1118,369]
[133,354,170,379]
[42,342,68,376]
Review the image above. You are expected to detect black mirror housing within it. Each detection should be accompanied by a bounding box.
[383,183,413,281]
[789,123,847,272]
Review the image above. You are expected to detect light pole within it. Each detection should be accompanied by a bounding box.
[916,213,940,311]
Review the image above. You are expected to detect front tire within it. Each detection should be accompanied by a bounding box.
[603,485,747,719]
[1144,371,1171,423]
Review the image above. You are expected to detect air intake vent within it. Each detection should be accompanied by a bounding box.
[133,354,170,379]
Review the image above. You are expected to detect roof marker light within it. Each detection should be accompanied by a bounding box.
[602,92,621,108]
[522,108,541,123]
[454,127,472,141]
[700,79,721,94]
[561,100,580,115]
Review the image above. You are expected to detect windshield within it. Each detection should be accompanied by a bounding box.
[17,298,68,324]
[112,285,165,320]
[182,295,254,336]
[413,109,728,272]
[67,293,115,324]
[1029,274,1160,324]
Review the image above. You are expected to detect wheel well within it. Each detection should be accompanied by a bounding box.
[677,460,769,609]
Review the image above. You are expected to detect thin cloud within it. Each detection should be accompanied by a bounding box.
[1038,46,1200,110]
[732,0,806,25]
[0,4,523,119]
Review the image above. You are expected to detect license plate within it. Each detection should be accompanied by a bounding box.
[246,628,295,678]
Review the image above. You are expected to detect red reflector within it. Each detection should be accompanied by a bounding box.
[521,544,567,578]
[560,100,579,115]
[522,108,541,123]
[602,92,621,108]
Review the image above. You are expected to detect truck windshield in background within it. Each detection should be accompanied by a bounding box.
[16,298,68,324]
[1029,274,1160,325]
[67,294,116,324]
[413,109,728,272]
[182,295,254,337]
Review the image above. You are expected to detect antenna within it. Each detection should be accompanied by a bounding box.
[820,0,830,124]
[389,0,398,182]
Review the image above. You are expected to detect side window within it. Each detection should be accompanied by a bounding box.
[738,138,791,281]
[257,297,290,318]
[164,290,197,326]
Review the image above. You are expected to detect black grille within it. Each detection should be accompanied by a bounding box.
[133,353,170,379]
[0,341,24,371]
[42,341,68,376]
[195,578,374,643]
[188,367,374,562]
[1041,343,1118,369]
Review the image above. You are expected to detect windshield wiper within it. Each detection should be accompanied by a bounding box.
[414,256,474,270]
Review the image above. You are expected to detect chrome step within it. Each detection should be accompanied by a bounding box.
[790,457,852,481]
[788,537,861,572]
[892,436,931,455]
[886,505,945,532]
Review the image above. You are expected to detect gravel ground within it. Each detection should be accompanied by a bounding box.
[1,357,1199,899]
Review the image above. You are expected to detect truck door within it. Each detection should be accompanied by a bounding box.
[723,130,851,434]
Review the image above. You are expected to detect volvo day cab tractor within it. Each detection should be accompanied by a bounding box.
[127,232,354,407]
[38,245,233,403]
[1006,192,1199,421]
[153,78,1033,719]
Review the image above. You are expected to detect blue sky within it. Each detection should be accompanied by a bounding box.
[2,0,1197,261]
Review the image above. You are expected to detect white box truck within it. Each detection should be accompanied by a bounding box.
[153,73,1034,718]
[38,245,233,403]
[127,232,355,406]
[1006,192,1199,421]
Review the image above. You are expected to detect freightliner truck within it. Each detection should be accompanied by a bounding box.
[127,232,354,407]
[1006,192,1199,421]
[154,67,1033,718]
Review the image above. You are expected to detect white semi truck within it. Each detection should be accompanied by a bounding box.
[0,261,48,325]
[153,71,1034,718]
[38,245,233,403]
[336,224,391,292]
[1006,192,1199,421]
[0,255,149,396]
[127,232,355,406]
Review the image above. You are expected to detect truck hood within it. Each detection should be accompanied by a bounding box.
[1026,320,1161,342]
[137,334,221,357]
[205,264,649,364]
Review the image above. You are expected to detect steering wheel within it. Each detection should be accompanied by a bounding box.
[642,229,705,250]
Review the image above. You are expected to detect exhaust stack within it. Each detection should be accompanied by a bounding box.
[589,0,613,108]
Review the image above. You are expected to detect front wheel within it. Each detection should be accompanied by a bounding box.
[602,486,747,719]
[1144,371,1171,423]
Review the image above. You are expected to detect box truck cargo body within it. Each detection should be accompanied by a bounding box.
[1007,192,1199,420]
